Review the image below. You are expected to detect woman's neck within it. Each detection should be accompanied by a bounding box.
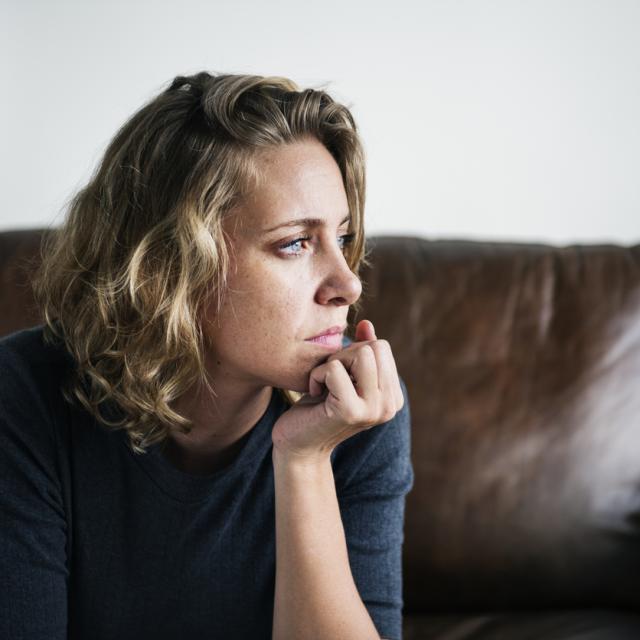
[162,382,274,475]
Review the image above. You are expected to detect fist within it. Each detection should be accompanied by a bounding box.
[271,319,404,463]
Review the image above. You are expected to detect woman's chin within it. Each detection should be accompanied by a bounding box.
[266,353,333,394]
[279,380,311,394]
[269,370,314,395]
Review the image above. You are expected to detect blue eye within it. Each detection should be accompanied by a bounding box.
[277,233,355,257]
[338,233,355,250]
[278,236,311,255]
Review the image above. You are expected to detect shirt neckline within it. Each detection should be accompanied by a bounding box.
[124,388,287,503]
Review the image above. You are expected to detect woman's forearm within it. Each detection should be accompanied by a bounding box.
[271,447,381,640]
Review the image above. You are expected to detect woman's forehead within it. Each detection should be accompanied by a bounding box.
[224,204,350,242]
[227,149,348,237]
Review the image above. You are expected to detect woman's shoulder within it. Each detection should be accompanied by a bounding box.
[0,323,73,381]
[0,324,70,369]
[0,324,74,444]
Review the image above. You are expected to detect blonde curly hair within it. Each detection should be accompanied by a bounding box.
[31,71,370,454]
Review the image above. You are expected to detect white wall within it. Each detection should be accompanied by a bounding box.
[2,0,639,245]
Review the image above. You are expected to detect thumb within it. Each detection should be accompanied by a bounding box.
[355,319,377,342]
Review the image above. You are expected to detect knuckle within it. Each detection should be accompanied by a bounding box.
[360,344,375,358]
[341,409,356,424]
[368,339,392,359]
[344,405,365,426]
[364,401,380,423]
[368,401,384,424]
[383,409,396,422]
[381,399,397,422]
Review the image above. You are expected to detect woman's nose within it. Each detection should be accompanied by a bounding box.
[315,246,362,306]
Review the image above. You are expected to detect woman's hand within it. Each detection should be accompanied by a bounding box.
[271,319,404,464]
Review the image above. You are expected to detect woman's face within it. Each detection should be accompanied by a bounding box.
[202,137,362,393]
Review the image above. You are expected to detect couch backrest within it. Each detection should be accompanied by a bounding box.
[357,236,640,614]
[3,229,640,614]
[0,229,44,335]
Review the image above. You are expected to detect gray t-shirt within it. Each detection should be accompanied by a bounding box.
[0,325,414,639]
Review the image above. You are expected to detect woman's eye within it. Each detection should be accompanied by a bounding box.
[338,233,355,251]
[277,236,311,256]
[277,233,355,258]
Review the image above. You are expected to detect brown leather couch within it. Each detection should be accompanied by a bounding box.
[3,228,640,639]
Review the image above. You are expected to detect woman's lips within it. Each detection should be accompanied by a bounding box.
[305,333,344,349]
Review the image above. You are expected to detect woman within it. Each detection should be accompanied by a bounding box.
[0,72,414,639]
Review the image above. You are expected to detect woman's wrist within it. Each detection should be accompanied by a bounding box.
[271,443,333,470]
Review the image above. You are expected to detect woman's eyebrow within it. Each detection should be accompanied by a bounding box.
[262,214,351,234]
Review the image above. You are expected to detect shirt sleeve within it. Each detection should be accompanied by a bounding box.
[0,342,68,639]
[332,376,415,640]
